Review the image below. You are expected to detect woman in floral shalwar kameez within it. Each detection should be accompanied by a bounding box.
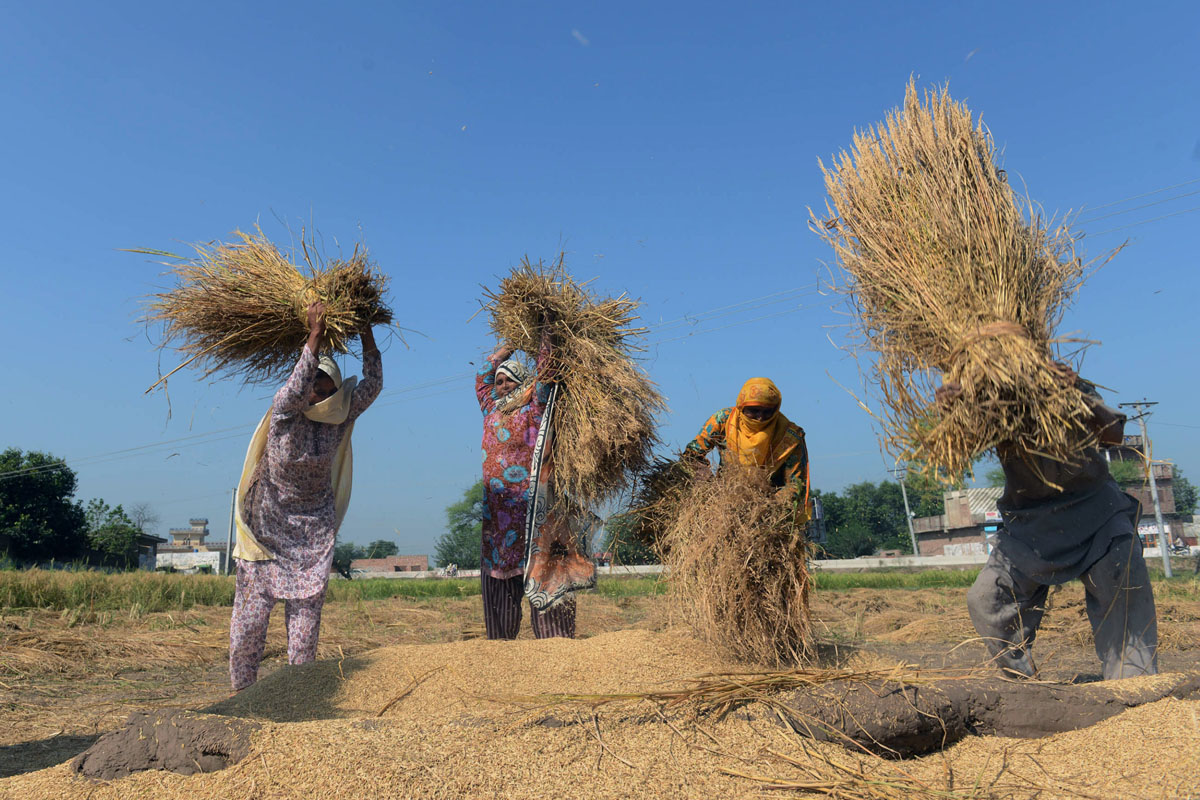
[229,302,382,690]
[475,331,577,639]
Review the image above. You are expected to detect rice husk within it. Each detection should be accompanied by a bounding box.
[139,227,393,387]
[812,80,1117,485]
[660,464,813,666]
[481,256,666,508]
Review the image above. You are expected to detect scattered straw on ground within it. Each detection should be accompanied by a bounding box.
[138,227,393,388]
[661,464,813,666]
[481,256,666,507]
[813,80,1119,484]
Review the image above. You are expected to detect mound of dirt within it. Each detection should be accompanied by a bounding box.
[71,710,258,780]
[776,672,1200,757]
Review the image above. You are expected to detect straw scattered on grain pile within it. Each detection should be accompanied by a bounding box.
[813,80,1116,484]
[482,256,666,507]
[139,227,393,388]
[660,464,813,666]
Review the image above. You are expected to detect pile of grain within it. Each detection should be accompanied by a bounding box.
[5,629,1197,800]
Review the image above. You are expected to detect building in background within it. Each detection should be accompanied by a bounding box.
[157,518,228,573]
[351,555,430,574]
[137,532,169,569]
[1107,434,1192,546]
[912,487,1002,557]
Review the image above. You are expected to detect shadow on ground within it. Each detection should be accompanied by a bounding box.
[0,733,100,778]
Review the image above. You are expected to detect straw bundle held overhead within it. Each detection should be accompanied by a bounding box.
[482,256,666,508]
[813,80,1111,484]
[660,464,813,666]
[140,228,393,388]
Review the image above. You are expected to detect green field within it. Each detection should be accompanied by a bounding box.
[2,562,1195,612]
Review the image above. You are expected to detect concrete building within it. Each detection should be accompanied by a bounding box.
[913,487,1002,557]
[158,518,228,572]
[137,533,168,569]
[351,555,430,574]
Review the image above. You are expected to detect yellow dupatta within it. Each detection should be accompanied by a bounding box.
[724,377,799,471]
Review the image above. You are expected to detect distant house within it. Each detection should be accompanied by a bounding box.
[351,555,430,574]
[157,518,228,573]
[137,533,168,569]
[1108,434,1191,546]
[912,487,1002,557]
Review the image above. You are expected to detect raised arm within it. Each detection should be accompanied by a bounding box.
[347,325,383,422]
[476,344,515,415]
[274,302,326,416]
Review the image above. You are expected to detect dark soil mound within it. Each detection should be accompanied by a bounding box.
[71,710,258,780]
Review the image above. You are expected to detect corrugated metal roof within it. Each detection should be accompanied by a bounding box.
[945,487,1003,516]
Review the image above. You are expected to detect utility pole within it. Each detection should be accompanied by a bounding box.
[1118,400,1170,578]
[889,465,920,557]
[224,488,236,576]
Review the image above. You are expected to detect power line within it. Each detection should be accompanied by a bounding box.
[1077,188,1200,226]
[1077,176,1200,215]
[648,303,816,346]
[1087,203,1200,237]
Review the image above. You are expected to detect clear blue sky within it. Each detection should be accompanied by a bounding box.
[3,1,1198,553]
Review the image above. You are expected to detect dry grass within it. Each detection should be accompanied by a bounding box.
[812,80,1118,485]
[612,456,697,558]
[137,227,393,387]
[481,256,666,507]
[660,464,813,666]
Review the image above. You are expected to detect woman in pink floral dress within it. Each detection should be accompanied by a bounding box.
[475,332,576,639]
[229,302,382,690]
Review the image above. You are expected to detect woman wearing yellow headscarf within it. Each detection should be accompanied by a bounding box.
[684,378,810,517]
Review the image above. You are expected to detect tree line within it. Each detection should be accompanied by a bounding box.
[1,448,162,568]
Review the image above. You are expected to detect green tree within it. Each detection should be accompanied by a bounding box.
[599,512,659,565]
[364,539,399,558]
[332,541,365,579]
[815,481,912,558]
[434,481,484,569]
[1173,469,1197,517]
[84,499,141,568]
[1108,458,1144,487]
[903,470,954,517]
[0,448,88,563]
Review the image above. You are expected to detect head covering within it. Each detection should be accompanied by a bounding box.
[317,355,343,387]
[725,378,797,470]
[305,356,358,426]
[494,358,535,413]
[496,358,530,384]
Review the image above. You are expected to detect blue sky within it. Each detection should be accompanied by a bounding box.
[3,1,1198,554]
